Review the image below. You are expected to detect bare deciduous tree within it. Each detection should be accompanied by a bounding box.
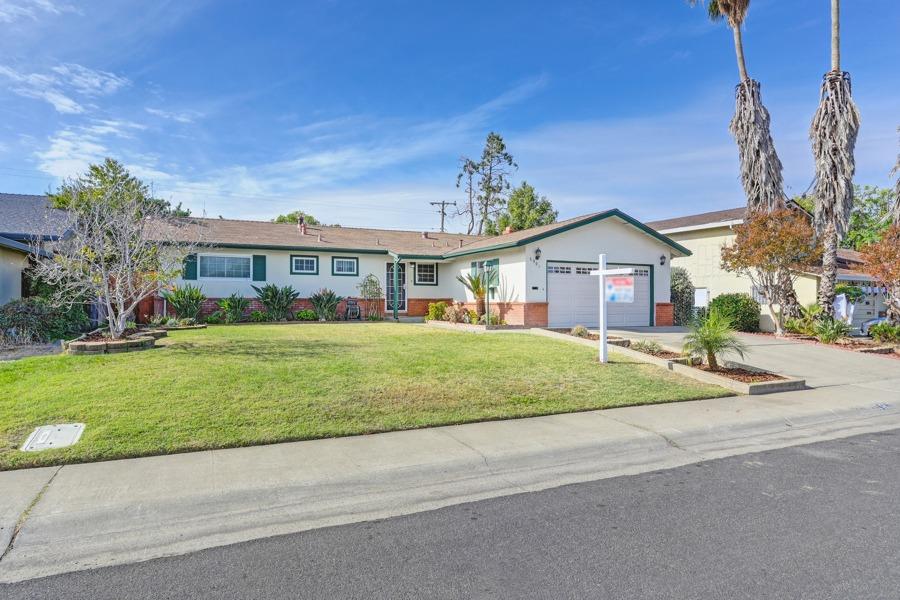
[30,181,202,339]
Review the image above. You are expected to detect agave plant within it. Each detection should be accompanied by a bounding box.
[309,288,344,321]
[217,293,249,324]
[252,284,300,321]
[455,272,487,316]
[160,284,206,320]
[682,308,748,371]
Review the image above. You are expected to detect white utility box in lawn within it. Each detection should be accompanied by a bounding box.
[590,254,634,363]
[21,423,85,452]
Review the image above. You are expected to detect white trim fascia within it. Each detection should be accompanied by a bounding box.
[656,219,744,235]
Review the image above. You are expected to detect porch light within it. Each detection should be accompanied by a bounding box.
[534,248,542,262]
[659,254,667,266]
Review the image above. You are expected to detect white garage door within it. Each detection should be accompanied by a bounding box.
[547,262,651,328]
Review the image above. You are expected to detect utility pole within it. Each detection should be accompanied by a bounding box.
[430,201,456,233]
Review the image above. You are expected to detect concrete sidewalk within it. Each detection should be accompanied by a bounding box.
[2,380,899,584]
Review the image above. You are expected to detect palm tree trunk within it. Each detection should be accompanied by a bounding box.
[831,0,840,72]
[732,24,749,82]
[476,297,485,318]
[707,350,719,371]
[819,222,838,316]
[778,269,801,320]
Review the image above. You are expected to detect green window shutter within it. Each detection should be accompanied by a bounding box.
[252,255,266,281]
[183,253,197,280]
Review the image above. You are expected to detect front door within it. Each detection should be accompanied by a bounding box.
[386,262,407,312]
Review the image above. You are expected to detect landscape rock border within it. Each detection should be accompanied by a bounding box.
[65,328,168,355]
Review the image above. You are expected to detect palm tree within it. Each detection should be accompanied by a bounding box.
[691,0,786,214]
[456,273,487,317]
[682,308,748,371]
[810,0,860,316]
[690,1,798,319]
[890,127,900,225]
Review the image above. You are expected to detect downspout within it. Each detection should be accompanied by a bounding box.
[392,254,400,321]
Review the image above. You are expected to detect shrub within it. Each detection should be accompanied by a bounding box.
[295,309,317,321]
[814,318,851,344]
[708,293,760,332]
[670,267,695,326]
[249,310,269,322]
[149,314,168,327]
[465,309,479,324]
[427,301,447,321]
[309,288,344,321]
[784,304,822,336]
[366,313,384,321]
[205,311,224,325]
[570,325,590,338]
[178,317,196,326]
[631,340,663,354]
[217,294,249,324]
[252,284,300,321]
[479,312,504,325]
[166,317,180,327]
[442,304,466,323]
[682,308,748,370]
[161,285,205,320]
[835,284,865,304]
[869,322,900,344]
[0,297,89,343]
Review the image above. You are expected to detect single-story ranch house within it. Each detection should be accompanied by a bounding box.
[167,209,690,328]
[647,206,889,332]
[0,194,63,305]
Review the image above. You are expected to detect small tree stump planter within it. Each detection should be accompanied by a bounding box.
[67,334,157,355]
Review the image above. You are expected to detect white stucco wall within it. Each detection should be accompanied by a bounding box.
[442,248,527,304]
[523,217,675,305]
[0,247,27,305]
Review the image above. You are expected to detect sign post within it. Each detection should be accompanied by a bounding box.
[590,254,634,363]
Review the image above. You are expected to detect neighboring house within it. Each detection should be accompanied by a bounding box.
[647,207,888,332]
[166,209,690,328]
[0,194,66,305]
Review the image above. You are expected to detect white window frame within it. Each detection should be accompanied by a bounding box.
[291,255,319,275]
[332,257,359,276]
[415,262,437,285]
[198,253,252,280]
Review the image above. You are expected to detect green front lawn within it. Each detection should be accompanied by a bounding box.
[0,323,730,470]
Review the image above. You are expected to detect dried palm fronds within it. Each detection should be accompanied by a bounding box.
[730,79,787,214]
[890,127,899,225]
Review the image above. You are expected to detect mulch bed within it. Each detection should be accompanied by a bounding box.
[698,366,784,383]
[81,327,141,341]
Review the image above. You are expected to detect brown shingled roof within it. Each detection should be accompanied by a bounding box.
[164,217,486,257]
[645,207,746,231]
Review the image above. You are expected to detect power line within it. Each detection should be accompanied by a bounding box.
[429,200,456,232]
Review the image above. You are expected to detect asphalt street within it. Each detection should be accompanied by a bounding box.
[4,428,900,599]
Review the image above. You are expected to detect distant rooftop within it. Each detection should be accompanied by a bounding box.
[0,193,69,240]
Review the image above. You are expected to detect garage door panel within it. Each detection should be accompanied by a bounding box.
[547,262,650,328]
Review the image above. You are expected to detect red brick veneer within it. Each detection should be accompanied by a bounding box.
[654,302,674,326]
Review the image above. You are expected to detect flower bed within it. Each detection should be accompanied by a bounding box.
[66,328,164,355]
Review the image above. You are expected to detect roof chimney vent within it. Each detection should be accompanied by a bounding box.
[317,233,322,242]
[421,231,429,239]
[458,239,463,248]
[297,215,307,236]
[503,225,515,235]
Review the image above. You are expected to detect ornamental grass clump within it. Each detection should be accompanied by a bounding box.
[682,308,748,371]
[309,288,343,321]
[217,293,249,324]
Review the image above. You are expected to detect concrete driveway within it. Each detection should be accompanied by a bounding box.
[609,326,900,390]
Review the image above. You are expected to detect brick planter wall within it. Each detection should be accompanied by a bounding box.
[655,302,674,326]
[406,298,453,317]
[455,301,548,327]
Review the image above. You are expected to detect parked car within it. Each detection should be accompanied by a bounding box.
[861,317,887,336]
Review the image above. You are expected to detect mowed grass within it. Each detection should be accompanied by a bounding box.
[0,323,730,470]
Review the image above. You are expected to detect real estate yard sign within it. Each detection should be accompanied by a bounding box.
[606,276,634,303]
[591,254,634,364]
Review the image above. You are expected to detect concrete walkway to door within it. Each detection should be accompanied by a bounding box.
[609,326,899,390]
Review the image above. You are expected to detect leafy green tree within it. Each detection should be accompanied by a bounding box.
[485,182,557,235]
[272,210,321,225]
[50,158,189,217]
[794,185,892,250]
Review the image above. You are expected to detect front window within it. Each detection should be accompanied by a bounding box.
[332,257,359,276]
[199,255,251,279]
[415,263,437,285]
[291,255,318,275]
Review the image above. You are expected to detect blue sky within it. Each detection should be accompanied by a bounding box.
[1,0,898,231]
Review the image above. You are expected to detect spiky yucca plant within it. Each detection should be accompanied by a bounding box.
[455,272,487,317]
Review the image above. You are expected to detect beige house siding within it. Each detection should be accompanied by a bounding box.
[665,226,821,331]
[0,247,27,305]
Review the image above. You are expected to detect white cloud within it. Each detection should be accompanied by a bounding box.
[145,107,201,123]
[0,62,128,113]
[0,0,75,23]
[51,63,129,95]
[36,128,108,178]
